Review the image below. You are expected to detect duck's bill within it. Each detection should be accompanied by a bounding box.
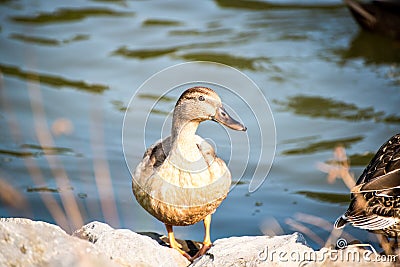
[212,106,247,131]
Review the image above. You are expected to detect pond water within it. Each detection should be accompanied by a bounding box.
[1,0,399,250]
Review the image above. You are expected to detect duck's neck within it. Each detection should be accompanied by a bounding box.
[169,117,204,168]
[171,117,199,152]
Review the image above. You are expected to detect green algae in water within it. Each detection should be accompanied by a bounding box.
[296,191,350,204]
[142,19,183,27]
[11,7,133,24]
[0,64,108,93]
[282,136,364,155]
[274,95,400,124]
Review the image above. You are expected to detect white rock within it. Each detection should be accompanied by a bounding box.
[190,233,394,267]
[0,218,394,267]
[73,221,113,243]
[0,218,116,267]
[74,221,190,267]
[191,233,314,267]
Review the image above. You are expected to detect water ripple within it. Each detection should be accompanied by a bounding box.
[176,52,265,71]
[348,152,374,167]
[0,63,108,93]
[274,95,400,124]
[0,144,81,158]
[282,136,363,155]
[10,7,133,24]
[138,93,175,103]
[296,190,349,204]
[214,0,343,10]
[112,46,177,59]
[9,33,89,46]
[335,32,400,65]
[142,19,183,27]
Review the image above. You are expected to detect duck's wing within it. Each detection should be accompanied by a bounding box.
[355,133,400,188]
[146,138,171,169]
[358,170,400,196]
[134,137,172,181]
[335,193,400,230]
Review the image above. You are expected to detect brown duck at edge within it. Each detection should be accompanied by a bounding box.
[344,0,400,39]
[335,133,400,245]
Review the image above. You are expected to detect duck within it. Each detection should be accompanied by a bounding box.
[132,86,247,261]
[335,133,400,241]
[344,0,400,39]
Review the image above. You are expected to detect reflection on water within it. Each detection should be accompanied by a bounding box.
[336,31,400,64]
[110,100,128,112]
[0,148,40,158]
[214,0,342,10]
[113,46,178,60]
[282,136,363,155]
[295,191,349,204]
[27,186,62,193]
[1,0,399,250]
[0,64,108,93]
[138,94,175,103]
[20,144,81,157]
[142,19,183,27]
[348,152,374,167]
[275,95,400,124]
[177,52,265,71]
[0,144,80,158]
[170,28,232,37]
[149,108,170,116]
[112,41,242,60]
[10,33,89,46]
[11,7,133,24]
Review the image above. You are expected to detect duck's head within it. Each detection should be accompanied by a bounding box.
[173,87,246,131]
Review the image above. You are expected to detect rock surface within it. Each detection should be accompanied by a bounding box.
[190,233,394,267]
[191,233,313,267]
[0,218,116,267]
[73,221,190,267]
[0,218,395,267]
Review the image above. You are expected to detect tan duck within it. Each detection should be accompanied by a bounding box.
[132,87,246,260]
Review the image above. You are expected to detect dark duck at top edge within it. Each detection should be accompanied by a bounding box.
[335,133,400,238]
[344,0,400,39]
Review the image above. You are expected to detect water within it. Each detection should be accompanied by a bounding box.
[1,0,399,250]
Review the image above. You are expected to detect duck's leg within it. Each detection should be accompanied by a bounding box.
[165,224,192,261]
[192,214,213,260]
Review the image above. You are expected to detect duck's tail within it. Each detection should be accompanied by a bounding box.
[334,215,348,229]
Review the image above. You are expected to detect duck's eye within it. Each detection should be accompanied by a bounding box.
[198,95,205,101]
